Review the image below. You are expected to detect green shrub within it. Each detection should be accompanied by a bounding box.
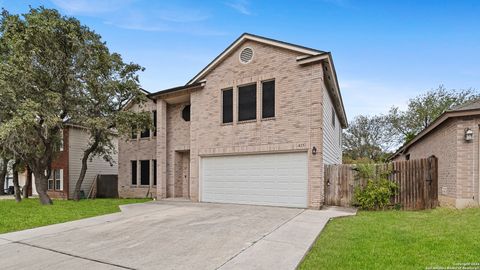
[353,163,398,210]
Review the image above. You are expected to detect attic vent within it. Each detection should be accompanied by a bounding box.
[239,47,253,64]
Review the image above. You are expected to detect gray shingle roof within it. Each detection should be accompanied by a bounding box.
[449,99,480,112]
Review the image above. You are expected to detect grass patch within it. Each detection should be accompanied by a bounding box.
[0,198,151,234]
[300,208,480,270]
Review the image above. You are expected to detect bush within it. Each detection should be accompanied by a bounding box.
[353,163,398,210]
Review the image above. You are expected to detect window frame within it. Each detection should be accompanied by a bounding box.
[261,79,275,119]
[182,105,191,122]
[140,128,150,139]
[222,88,234,124]
[237,83,257,122]
[152,110,157,137]
[140,160,150,186]
[48,169,63,191]
[131,160,137,185]
[153,159,157,186]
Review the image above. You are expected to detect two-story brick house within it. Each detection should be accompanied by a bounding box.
[118,33,347,209]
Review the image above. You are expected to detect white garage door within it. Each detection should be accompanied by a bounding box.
[201,152,308,208]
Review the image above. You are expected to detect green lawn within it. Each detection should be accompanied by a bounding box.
[0,198,151,234]
[300,208,480,270]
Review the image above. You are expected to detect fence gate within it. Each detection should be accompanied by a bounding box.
[324,157,438,210]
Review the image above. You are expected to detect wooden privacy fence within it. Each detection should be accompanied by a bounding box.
[324,157,438,210]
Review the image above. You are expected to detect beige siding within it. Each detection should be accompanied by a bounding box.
[322,86,342,164]
[68,127,118,198]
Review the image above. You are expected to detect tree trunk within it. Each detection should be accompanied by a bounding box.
[23,166,31,199]
[12,161,22,202]
[32,170,52,205]
[73,152,90,201]
[0,158,7,195]
[73,138,99,201]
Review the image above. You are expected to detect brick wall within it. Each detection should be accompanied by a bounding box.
[394,117,480,208]
[118,100,158,198]
[188,40,325,208]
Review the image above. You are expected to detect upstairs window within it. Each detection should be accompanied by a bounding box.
[140,128,150,138]
[222,89,233,123]
[152,110,157,137]
[182,105,191,122]
[262,80,275,118]
[131,125,137,139]
[238,84,256,121]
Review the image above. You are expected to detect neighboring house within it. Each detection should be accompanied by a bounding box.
[118,33,347,209]
[390,100,480,208]
[18,124,118,199]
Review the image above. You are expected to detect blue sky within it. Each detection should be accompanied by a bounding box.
[2,0,480,120]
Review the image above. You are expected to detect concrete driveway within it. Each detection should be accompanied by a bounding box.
[0,201,355,270]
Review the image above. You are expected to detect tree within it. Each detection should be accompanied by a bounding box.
[12,159,22,202]
[388,85,479,145]
[70,53,152,201]
[343,115,398,162]
[0,7,150,204]
[0,157,8,195]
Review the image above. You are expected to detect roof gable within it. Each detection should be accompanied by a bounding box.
[186,33,324,85]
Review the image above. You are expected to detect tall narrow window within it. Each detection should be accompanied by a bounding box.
[54,169,64,191]
[331,107,336,127]
[222,89,233,123]
[131,160,137,185]
[140,160,150,185]
[131,125,137,139]
[182,105,191,122]
[238,84,256,121]
[48,172,54,190]
[152,110,157,137]
[153,159,157,186]
[262,80,275,118]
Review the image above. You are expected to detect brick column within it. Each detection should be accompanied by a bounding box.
[156,99,167,199]
[308,67,324,209]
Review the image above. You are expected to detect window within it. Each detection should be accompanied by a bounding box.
[405,154,410,161]
[131,125,137,139]
[55,169,63,191]
[131,160,137,185]
[238,84,256,121]
[331,107,336,127]
[140,128,150,138]
[262,80,275,118]
[153,110,157,137]
[48,173,54,190]
[222,89,233,123]
[140,160,150,185]
[182,105,191,122]
[153,159,157,186]
[48,169,63,191]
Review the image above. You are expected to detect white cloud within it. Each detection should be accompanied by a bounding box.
[225,0,251,15]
